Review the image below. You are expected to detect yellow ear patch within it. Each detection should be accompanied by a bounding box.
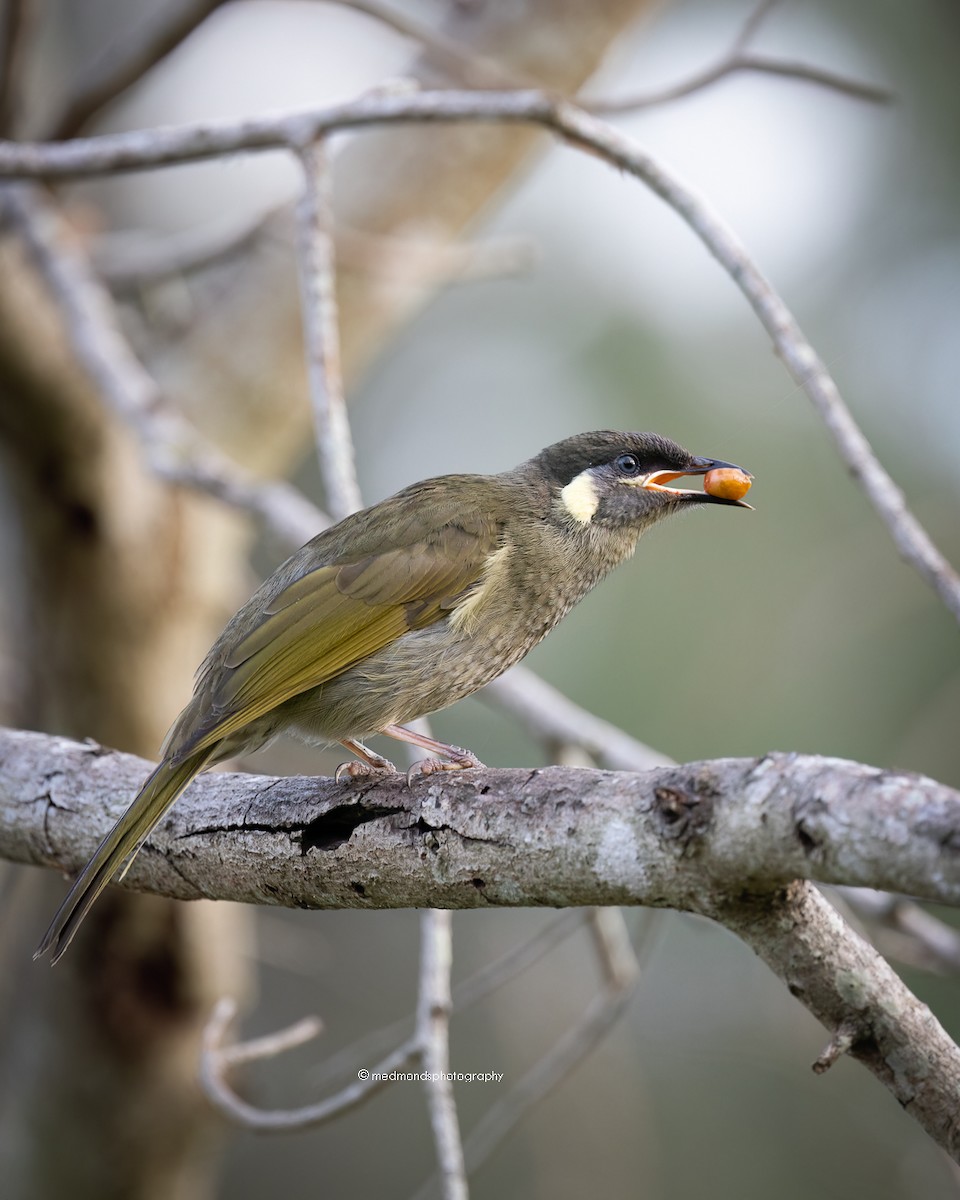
[560,470,599,524]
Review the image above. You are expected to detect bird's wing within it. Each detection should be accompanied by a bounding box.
[168,514,500,758]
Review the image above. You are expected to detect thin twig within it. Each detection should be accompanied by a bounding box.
[587,0,889,113]
[453,911,587,1010]
[587,53,892,113]
[308,911,586,1093]
[95,215,535,292]
[93,205,286,289]
[458,941,641,1180]
[812,1021,857,1075]
[0,90,552,178]
[220,1012,324,1067]
[294,140,363,520]
[737,0,781,50]
[199,996,421,1131]
[0,0,38,137]
[4,90,954,624]
[545,101,960,623]
[835,888,960,974]
[49,0,231,140]
[482,669,673,770]
[416,910,468,1200]
[586,907,642,991]
[411,910,643,1194]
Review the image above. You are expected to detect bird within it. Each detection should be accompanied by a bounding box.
[36,430,752,962]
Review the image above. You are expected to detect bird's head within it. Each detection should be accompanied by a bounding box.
[532,430,753,532]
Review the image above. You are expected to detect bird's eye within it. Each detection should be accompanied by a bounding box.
[615,453,641,476]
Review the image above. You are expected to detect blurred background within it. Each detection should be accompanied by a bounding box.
[1,1,959,1197]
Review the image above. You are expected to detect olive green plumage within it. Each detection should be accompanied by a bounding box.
[37,430,750,962]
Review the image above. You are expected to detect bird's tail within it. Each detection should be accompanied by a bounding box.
[35,748,211,964]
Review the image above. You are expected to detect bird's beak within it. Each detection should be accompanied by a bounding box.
[639,458,754,509]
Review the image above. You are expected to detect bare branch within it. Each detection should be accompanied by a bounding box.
[587,53,892,114]
[416,910,468,1200]
[295,140,363,520]
[345,0,889,111]
[7,735,960,1156]
[411,908,642,1194]
[457,923,640,1180]
[0,90,563,179]
[7,729,959,925]
[736,0,781,49]
[49,0,232,141]
[587,0,890,115]
[199,994,420,1131]
[308,911,585,1094]
[586,906,641,990]
[462,987,637,1175]
[216,1003,324,1068]
[544,101,960,623]
[835,888,960,974]
[453,911,587,1010]
[0,0,38,137]
[95,210,535,293]
[718,882,960,1158]
[1,90,952,619]
[92,205,286,289]
[481,669,672,770]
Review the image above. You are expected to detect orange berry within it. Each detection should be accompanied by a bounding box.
[704,467,752,501]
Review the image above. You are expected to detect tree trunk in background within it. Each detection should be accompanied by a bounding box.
[0,232,254,1200]
[0,2,659,1196]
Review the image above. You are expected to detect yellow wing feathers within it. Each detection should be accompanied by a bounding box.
[165,515,502,763]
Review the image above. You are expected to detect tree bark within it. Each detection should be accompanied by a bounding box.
[5,728,960,1162]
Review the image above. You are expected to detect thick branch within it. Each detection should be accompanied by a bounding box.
[4,728,958,911]
[7,726,960,1160]
[717,883,960,1161]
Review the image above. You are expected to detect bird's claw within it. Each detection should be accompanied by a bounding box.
[335,757,398,783]
[405,750,484,785]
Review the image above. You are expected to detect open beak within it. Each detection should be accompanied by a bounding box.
[639,458,754,509]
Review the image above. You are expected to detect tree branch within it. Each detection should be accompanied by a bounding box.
[716,882,960,1160]
[7,724,960,1159]
[416,909,468,1200]
[6,728,957,916]
[294,139,363,521]
[2,88,955,621]
[587,0,891,112]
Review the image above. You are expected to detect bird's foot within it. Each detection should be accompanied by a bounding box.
[335,739,398,783]
[405,748,484,785]
[334,759,398,782]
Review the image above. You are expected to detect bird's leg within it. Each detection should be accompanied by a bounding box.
[380,724,485,784]
[335,739,399,782]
